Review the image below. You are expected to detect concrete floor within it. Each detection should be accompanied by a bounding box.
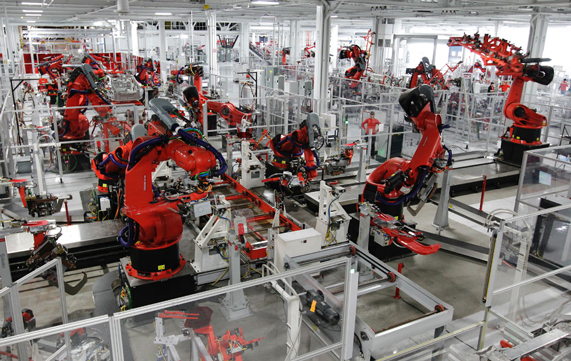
[1,148,557,360]
[0,67,567,360]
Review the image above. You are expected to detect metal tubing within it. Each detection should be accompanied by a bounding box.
[341,260,358,360]
[479,175,487,212]
[290,342,342,361]
[113,258,347,320]
[495,263,571,295]
[45,345,66,361]
[15,258,59,285]
[378,322,484,361]
[56,258,71,360]
[394,263,403,299]
[109,317,124,361]
[484,225,504,309]
[9,285,29,361]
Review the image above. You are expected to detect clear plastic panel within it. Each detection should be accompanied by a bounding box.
[113,260,348,361]
[515,145,571,212]
[0,316,112,361]
[371,325,483,361]
[488,207,571,338]
[337,100,414,170]
[442,90,505,154]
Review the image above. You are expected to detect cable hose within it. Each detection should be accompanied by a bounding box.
[375,167,428,207]
[177,128,228,175]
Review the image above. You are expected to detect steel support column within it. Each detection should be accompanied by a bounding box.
[433,167,452,229]
[0,240,11,320]
[523,14,549,104]
[206,11,218,89]
[3,8,14,70]
[389,20,402,76]
[158,20,167,85]
[330,24,339,68]
[290,20,299,63]
[131,21,139,57]
[189,13,194,63]
[314,3,331,114]
[123,20,132,71]
[371,17,383,73]
[240,22,250,63]
[391,37,400,76]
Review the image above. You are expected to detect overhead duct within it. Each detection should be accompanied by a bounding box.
[116,0,130,14]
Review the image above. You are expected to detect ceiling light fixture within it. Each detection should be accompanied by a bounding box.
[21,2,42,5]
[23,9,43,12]
[331,15,338,18]
[155,12,172,15]
[27,20,36,23]
[251,0,279,5]
[25,14,40,16]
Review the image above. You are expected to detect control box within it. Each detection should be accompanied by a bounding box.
[275,228,322,272]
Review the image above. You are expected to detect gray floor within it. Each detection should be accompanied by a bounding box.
[0,170,497,360]
[0,152,546,359]
[0,67,565,360]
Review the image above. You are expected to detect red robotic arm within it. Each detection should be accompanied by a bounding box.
[468,61,485,73]
[135,59,161,87]
[206,101,252,127]
[303,45,315,59]
[367,86,451,201]
[36,55,65,82]
[339,44,367,88]
[60,64,111,141]
[280,47,290,66]
[116,98,227,280]
[362,85,452,255]
[448,33,554,145]
[407,57,450,90]
[264,114,323,197]
[270,127,318,178]
[179,65,253,128]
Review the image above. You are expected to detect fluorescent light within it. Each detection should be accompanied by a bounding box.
[94,21,103,26]
[23,9,43,12]
[252,0,279,4]
[27,20,36,23]
[25,14,40,16]
[155,12,172,15]
[331,15,338,18]
[21,2,42,5]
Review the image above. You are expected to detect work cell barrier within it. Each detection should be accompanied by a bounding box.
[480,204,571,358]
[0,257,355,361]
[514,144,571,213]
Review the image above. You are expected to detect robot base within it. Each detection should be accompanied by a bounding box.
[120,257,196,309]
[500,139,549,166]
[62,152,92,172]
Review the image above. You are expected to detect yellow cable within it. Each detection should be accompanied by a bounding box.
[211,267,229,286]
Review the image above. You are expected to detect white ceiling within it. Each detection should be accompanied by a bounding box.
[3,0,571,27]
